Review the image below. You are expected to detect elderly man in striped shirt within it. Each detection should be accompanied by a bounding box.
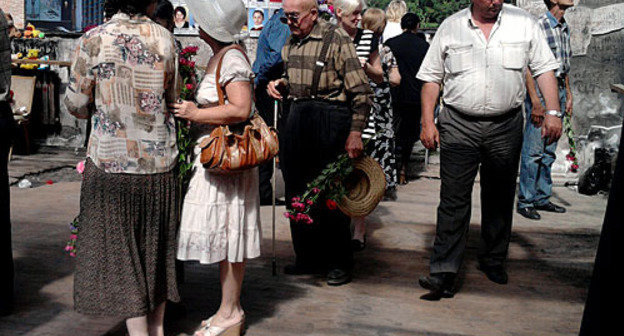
[267,0,372,286]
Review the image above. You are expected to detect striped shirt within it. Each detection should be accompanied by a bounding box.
[353,29,378,140]
[282,20,373,132]
[0,9,11,103]
[354,29,378,63]
[538,11,571,79]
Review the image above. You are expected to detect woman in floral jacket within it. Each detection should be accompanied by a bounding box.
[65,0,180,335]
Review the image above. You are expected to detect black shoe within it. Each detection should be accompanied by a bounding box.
[477,264,508,285]
[383,188,397,201]
[283,264,322,275]
[327,268,352,286]
[535,202,566,213]
[418,273,455,300]
[517,207,541,220]
[351,235,366,252]
[260,198,286,206]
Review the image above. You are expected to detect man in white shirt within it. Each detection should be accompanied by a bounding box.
[416,0,562,300]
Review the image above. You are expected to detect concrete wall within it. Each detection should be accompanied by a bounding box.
[0,0,24,28]
[517,0,624,174]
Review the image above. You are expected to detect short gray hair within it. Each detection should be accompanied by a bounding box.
[333,0,367,15]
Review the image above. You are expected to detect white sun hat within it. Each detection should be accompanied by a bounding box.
[186,0,248,43]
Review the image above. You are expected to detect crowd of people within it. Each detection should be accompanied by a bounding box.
[0,0,579,335]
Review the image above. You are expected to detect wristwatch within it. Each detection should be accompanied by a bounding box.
[545,110,563,118]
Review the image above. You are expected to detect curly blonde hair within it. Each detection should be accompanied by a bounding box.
[385,0,407,22]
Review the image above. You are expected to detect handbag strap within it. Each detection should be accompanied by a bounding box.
[215,44,252,106]
[310,25,337,99]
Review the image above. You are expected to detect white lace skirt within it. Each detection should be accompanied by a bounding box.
[177,144,261,264]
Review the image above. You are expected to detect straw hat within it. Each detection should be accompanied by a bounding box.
[338,156,386,217]
[186,0,247,43]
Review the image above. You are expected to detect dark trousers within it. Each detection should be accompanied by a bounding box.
[280,100,353,271]
[0,102,15,312]
[579,117,624,335]
[393,101,421,169]
[430,106,523,274]
[256,86,278,202]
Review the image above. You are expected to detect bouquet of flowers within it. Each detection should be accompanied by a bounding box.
[284,153,354,224]
[64,161,84,257]
[563,114,579,173]
[64,217,79,257]
[176,45,199,183]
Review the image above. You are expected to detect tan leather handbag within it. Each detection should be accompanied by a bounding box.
[199,45,279,173]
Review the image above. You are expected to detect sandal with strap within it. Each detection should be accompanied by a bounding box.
[199,316,215,328]
[195,317,245,336]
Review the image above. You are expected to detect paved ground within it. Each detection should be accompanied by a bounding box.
[1,148,606,336]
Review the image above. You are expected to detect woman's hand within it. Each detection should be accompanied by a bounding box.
[169,100,199,122]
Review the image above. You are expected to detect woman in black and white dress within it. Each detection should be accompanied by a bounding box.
[335,0,399,251]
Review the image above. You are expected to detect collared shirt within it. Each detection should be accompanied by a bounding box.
[0,9,11,103]
[65,13,178,174]
[253,8,291,87]
[539,11,571,78]
[417,4,560,117]
[282,20,373,132]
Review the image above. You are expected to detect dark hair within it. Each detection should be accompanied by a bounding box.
[174,6,187,18]
[400,12,420,31]
[543,0,555,9]
[106,0,156,16]
[154,0,174,21]
[253,10,265,18]
[104,0,120,20]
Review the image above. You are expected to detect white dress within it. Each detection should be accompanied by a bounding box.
[177,50,261,264]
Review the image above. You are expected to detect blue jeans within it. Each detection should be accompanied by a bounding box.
[517,87,566,209]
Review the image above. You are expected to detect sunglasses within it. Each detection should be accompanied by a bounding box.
[280,9,313,24]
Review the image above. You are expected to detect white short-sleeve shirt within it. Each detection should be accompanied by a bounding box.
[416,4,560,117]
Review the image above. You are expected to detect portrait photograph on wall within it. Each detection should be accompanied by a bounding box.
[248,7,268,37]
[171,0,198,34]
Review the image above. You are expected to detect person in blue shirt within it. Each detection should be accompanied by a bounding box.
[252,8,291,205]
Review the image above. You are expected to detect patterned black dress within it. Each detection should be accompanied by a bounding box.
[355,28,398,192]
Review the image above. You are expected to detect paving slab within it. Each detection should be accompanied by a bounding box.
[0,172,605,336]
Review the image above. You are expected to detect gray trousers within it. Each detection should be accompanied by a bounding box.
[430,106,523,274]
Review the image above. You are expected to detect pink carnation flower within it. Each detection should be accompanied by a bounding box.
[76,160,85,174]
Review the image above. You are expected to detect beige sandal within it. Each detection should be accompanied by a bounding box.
[195,317,244,336]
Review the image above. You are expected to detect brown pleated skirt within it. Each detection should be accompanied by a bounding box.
[74,159,180,319]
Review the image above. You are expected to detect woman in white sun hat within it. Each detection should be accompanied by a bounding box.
[168,1,258,335]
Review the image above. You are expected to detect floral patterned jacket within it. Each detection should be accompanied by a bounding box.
[65,13,178,174]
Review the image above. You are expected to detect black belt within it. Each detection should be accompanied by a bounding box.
[444,104,521,122]
[289,97,348,107]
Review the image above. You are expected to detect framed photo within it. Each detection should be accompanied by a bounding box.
[248,8,269,37]
[171,0,199,34]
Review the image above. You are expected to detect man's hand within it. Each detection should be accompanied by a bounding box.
[565,94,573,116]
[541,115,562,145]
[267,79,286,100]
[531,100,545,127]
[420,120,439,150]
[345,131,364,158]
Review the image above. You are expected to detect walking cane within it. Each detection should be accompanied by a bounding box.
[272,100,279,276]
